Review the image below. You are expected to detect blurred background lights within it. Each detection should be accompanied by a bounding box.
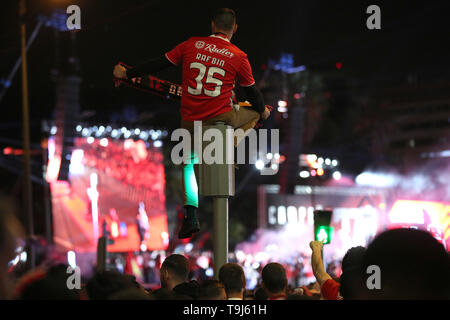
[299,170,310,178]
[67,251,76,269]
[99,138,108,147]
[255,159,265,170]
[332,171,342,180]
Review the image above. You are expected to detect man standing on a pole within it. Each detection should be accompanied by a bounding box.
[114,8,270,239]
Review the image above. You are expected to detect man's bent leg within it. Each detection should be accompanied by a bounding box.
[233,106,260,131]
[232,107,260,146]
[204,107,260,146]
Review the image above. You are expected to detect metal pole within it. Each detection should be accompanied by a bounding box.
[213,196,228,279]
[19,0,35,269]
[96,236,107,272]
[198,122,233,279]
[41,132,53,245]
[0,19,43,105]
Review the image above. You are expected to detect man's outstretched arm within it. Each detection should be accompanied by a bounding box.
[113,55,173,79]
[310,240,332,286]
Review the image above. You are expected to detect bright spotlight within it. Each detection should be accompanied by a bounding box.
[299,170,310,178]
[333,171,342,180]
[255,160,265,170]
[306,154,317,162]
[67,251,76,269]
[87,137,94,144]
[185,243,194,253]
[151,132,159,140]
[332,159,338,166]
[139,131,149,140]
[278,100,288,108]
[99,138,108,147]
[161,231,169,240]
[355,172,398,187]
[277,100,288,112]
[266,153,273,160]
[205,268,214,277]
[325,158,331,165]
[20,252,27,262]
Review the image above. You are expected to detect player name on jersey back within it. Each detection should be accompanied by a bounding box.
[195,53,226,68]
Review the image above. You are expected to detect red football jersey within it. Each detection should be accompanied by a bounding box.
[165,34,255,121]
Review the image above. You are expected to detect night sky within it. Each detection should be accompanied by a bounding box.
[1,0,448,131]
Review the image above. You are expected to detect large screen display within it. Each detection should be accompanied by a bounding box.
[47,136,169,253]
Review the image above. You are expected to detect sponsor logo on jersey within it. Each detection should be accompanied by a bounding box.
[195,41,205,49]
[203,43,234,58]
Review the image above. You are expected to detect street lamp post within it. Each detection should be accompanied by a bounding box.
[198,122,235,279]
[19,0,35,269]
